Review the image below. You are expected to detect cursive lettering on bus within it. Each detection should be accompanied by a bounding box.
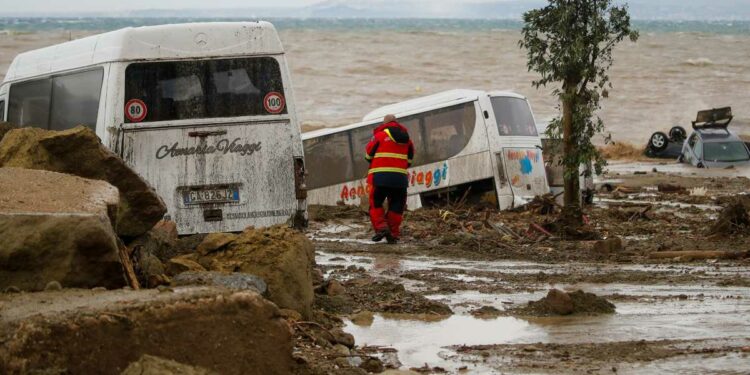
[155,139,262,159]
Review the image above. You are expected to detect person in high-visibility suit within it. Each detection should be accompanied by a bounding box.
[365,114,414,244]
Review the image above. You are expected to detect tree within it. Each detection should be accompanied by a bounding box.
[519,0,638,227]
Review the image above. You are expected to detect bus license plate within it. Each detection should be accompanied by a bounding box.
[184,187,239,205]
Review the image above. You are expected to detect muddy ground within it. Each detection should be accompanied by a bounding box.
[302,164,750,374]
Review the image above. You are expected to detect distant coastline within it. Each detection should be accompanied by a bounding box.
[2,18,750,35]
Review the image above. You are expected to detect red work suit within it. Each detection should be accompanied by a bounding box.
[365,121,414,238]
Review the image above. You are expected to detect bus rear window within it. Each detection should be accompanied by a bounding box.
[491,97,537,136]
[125,57,286,123]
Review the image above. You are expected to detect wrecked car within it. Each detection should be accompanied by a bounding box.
[678,107,750,168]
[645,125,687,158]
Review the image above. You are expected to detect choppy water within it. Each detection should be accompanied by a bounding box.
[2,18,750,144]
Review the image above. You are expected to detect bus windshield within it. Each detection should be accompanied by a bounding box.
[125,57,286,123]
[491,97,537,136]
[703,141,750,162]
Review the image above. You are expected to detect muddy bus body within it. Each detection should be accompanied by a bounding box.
[0,22,307,234]
[302,89,550,210]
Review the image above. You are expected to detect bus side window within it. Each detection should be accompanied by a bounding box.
[421,102,475,164]
[8,78,52,129]
[303,132,355,190]
[49,69,103,132]
[8,68,103,131]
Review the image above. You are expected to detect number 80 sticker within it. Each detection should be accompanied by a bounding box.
[125,99,148,123]
[263,92,285,114]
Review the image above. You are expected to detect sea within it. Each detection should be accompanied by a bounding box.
[1,17,749,144]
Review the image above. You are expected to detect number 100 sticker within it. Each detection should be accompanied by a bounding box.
[263,92,285,114]
[125,99,148,123]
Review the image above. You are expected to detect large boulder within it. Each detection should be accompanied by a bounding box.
[0,167,126,291]
[0,126,166,237]
[0,287,295,375]
[187,226,315,318]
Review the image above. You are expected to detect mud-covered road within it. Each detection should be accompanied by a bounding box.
[306,163,750,374]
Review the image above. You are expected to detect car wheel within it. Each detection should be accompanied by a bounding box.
[649,132,669,152]
[669,126,687,141]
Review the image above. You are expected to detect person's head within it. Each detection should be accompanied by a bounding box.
[383,114,396,124]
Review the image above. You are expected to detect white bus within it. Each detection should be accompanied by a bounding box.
[0,22,307,235]
[302,89,550,210]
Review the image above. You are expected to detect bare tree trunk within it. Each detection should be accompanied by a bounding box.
[561,83,583,228]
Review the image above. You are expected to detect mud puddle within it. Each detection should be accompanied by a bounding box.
[319,251,750,373]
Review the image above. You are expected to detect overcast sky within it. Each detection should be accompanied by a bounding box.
[0,0,327,13]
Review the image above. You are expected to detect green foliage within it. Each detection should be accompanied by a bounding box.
[519,0,638,179]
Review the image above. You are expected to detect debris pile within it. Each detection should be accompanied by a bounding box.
[709,196,750,235]
[515,289,616,316]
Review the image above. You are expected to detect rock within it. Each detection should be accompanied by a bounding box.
[0,126,166,237]
[542,289,575,315]
[326,280,346,296]
[279,308,303,321]
[333,344,350,356]
[312,268,324,286]
[128,221,179,263]
[0,287,295,375]
[171,271,267,294]
[593,237,623,254]
[136,249,168,288]
[121,355,218,375]
[334,357,352,368]
[469,305,502,318]
[360,357,385,373]
[44,281,62,291]
[166,256,207,276]
[350,311,375,327]
[0,168,127,291]
[331,328,355,348]
[196,232,237,256]
[197,226,315,318]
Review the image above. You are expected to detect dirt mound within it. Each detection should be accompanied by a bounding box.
[121,355,217,375]
[0,126,166,237]
[182,226,315,318]
[516,289,615,316]
[0,122,16,144]
[598,142,649,161]
[319,278,453,315]
[308,204,367,222]
[0,287,294,375]
[0,168,127,291]
[709,196,750,235]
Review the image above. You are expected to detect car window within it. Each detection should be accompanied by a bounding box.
[704,142,750,162]
[688,134,698,148]
[694,140,703,158]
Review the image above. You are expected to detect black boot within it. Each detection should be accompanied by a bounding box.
[372,229,389,242]
[385,232,399,244]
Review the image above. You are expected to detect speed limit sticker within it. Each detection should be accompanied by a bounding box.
[125,99,148,123]
[263,92,285,114]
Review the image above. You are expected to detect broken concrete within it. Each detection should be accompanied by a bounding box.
[0,287,295,375]
[171,271,268,294]
[188,226,315,318]
[0,126,166,237]
[0,168,127,291]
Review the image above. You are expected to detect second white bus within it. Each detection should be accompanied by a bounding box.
[302,89,550,210]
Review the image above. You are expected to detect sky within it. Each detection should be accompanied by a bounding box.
[0,0,325,13]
